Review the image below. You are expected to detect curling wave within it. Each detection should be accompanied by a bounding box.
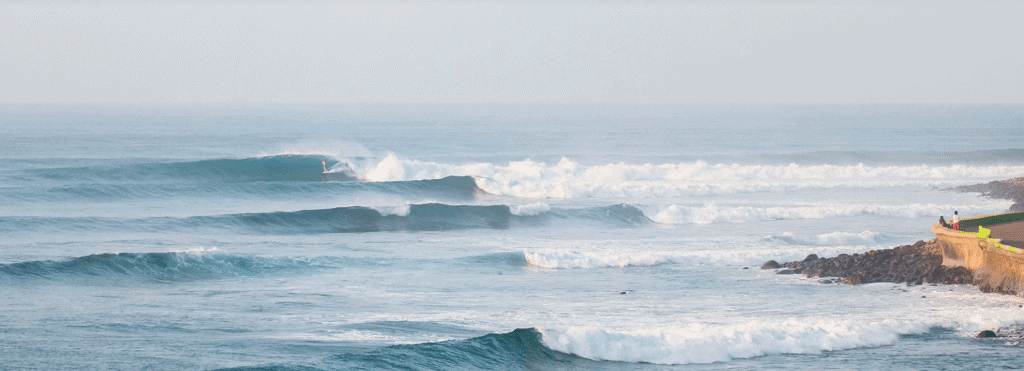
[0,250,338,283]
[225,319,941,370]
[0,175,484,203]
[25,155,357,183]
[0,203,651,234]
[317,328,592,371]
[225,203,649,233]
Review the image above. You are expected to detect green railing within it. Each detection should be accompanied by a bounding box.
[959,211,1024,230]
[945,212,1024,254]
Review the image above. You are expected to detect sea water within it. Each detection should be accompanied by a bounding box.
[2,104,1024,370]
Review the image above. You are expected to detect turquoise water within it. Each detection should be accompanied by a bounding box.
[2,104,1024,370]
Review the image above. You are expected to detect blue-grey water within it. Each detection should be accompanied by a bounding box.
[2,104,1024,370]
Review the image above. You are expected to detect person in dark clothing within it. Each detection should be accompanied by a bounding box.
[939,215,949,228]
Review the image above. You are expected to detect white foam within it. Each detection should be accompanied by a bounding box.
[371,203,412,217]
[286,330,456,344]
[348,155,1024,199]
[539,319,933,365]
[522,245,885,269]
[171,247,219,254]
[365,153,406,182]
[645,201,1013,225]
[762,231,886,246]
[264,140,374,160]
[510,202,551,216]
[523,248,668,269]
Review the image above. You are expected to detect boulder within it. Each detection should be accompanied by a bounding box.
[977,330,997,338]
[769,239,979,288]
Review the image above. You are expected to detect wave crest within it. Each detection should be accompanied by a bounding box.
[540,320,933,365]
[523,249,668,269]
[0,251,334,283]
[762,231,887,246]
[29,155,357,183]
[645,201,1013,224]
[348,155,1024,198]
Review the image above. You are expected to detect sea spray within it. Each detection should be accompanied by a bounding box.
[538,319,934,365]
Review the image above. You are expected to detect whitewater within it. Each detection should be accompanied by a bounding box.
[2,104,1024,370]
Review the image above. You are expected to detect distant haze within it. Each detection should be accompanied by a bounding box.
[1,1,1022,104]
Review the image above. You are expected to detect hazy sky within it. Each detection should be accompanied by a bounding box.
[1,1,1022,103]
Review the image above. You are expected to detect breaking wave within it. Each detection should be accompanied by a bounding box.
[223,203,649,233]
[227,320,947,370]
[644,201,1013,225]
[761,231,889,246]
[521,243,894,269]
[314,328,589,371]
[228,203,520,233]
[350,155,1024,198]
[538,320,935,365]
[523,249,670,269]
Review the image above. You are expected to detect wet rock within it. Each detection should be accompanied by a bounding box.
[761,260,780,269]
[977,330,998,338]
[771,239,977,288]
[995,325,1024,340]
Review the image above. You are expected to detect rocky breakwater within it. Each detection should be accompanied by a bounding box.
[761,239,974,286]
[957,176,1024,212]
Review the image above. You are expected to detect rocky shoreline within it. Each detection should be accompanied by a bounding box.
[762,239,1024,339]
[761,239,975,287]
[760,174,1024,293]
[957,176,1024,212]
[758,177,1024,339]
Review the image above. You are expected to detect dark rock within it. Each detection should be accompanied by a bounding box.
[761,260,780,269]
[844,275,864,285]
[767,239,983,290]
[743,267,749,269]
[977,330,998,338]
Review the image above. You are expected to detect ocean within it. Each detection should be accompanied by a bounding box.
[2,104,1024,370]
